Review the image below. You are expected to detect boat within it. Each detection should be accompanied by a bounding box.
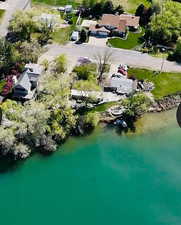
[114,119,128,128]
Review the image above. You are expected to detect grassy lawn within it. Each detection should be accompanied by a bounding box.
[125,0,151,13]
[51,14,78,44]
[32,0,81,7]
[108,31,144,50]
[128,68,181,99]
[33,0,151,13]
[0,9,5,24]
[51,26,73,44]
[73,79,101,91]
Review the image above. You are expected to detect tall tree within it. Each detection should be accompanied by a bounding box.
[9,10,39,42]
[94,50,113,83]
[171,38,181,62]
[0,38,16,73]
[102,1,114,14]
[148,1,181,44]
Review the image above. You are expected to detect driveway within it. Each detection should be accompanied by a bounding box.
[88,37,108,47]
[0,0,31,37]
[39,43,181,73]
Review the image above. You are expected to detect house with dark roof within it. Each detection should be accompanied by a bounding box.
[13,64,43,100]
[89,14,140,38]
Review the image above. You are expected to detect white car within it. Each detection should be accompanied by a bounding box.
[71,31,79,41]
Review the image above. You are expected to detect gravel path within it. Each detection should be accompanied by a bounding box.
[39,43,181,73]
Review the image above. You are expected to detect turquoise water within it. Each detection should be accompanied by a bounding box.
[0,111,181,225]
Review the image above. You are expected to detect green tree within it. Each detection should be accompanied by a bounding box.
[122,94,151,117]
[148,1,181,44]
[170,38,181,62]
[9,11,38,42]
[54,54,67,73]
[103,1,114,14]
[0,38,16,73]
[83,112,100,129]
[79,29,87,43]
[73,63,97,80]
[15,39,41,63]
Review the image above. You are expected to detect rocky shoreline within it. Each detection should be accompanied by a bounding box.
[149,94,181,112]
[99,94,181,124]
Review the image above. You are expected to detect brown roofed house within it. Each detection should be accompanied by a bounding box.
[119,14,140,29]
[89,14,140,38]
[89,24,110,37]
[90,14,127,38]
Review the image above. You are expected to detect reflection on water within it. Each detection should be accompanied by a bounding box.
[129,109,178,135]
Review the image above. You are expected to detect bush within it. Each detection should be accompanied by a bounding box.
[122,93,151,118]
[169,38,181,62]
[73,63,97,80]
[83,112,100,129]
[73,79,101,91]
[54,54,67,73]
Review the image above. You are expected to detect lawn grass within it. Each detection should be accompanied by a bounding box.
[51,26,73,44]
[32,0,81,7]
[125,0,151,13]
[73,79,101,91]
[128,68,181,99]
[90,101,120,113]
[32,0,151,14]
[0,9,5,24]
[108,31,144,50]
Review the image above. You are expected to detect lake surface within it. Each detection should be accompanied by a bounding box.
[0,110,181,225]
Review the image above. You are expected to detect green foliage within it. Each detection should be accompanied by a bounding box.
[54,54,67,73]
[122,93,151,117]
[73,64,97,80]
[15,40,42,63]
[169,38,181,63]
[9,10,39,42]
[83,112,100,129]
[79,29,87,43]
[73,63,100,91]
[73,79,101,91]
[148,1,181,44]
[0,73,78,159]
[41,59,49,71]
[0,38,16,72]
[51,27,73,44]
[128,68,181,99]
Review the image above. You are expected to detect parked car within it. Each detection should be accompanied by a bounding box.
[71,31,79,41]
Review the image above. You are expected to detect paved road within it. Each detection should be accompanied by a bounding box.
[40,43,181,72]
[0,0,30,36]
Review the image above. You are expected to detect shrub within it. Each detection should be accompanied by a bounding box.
[83,112,100,129]
[169,38,181,62]
[73,63,97,80]
[54,54,67,73]
[73,79,101,91]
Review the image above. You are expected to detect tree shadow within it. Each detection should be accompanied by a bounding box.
[0,156,23,174]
